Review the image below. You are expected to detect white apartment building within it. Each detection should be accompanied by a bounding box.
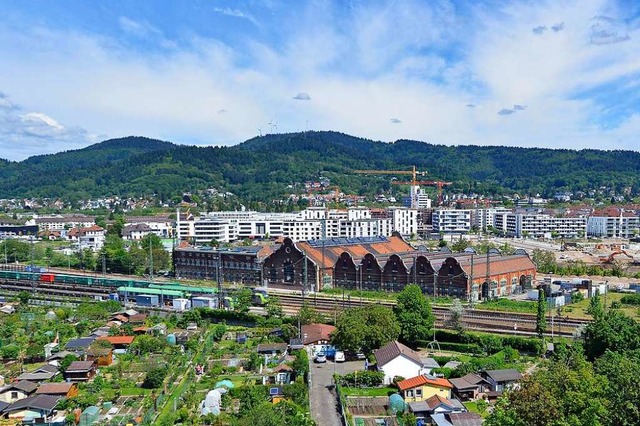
[176,207,417,243]
[472,207,513,232]
[432,209,472,234]
[587,211,640,238]
[503,213,587,238]
[33,215,96,232]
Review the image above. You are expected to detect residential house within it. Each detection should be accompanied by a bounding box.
[98,336,135,350]
[64,337,96,356]
[449,373,491,401]
[482,369,523,392]
[63,361,96,382]
[35,382,79,399]
[17,364,59,383]
[262,364,294,386]
[373,340,434,385]
[121,223,155,241]
[0,381,38,403]
[257,343,288,357]
[397,375,453,402]
[3,395,61,421]
[301,323,336,345]
[67,225,105,251]
[431,412,484,426]
[407,395,464,420]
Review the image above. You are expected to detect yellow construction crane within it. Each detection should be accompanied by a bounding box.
[353,166,453,206]
[353,166,427,186]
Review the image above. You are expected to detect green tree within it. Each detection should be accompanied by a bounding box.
[531,249,557,273]
[142,366,168,389]
[594,350,640,426]
[586,290,604,319]
[583,309,640,360]
[446,298,465,334]
[486,354,606,426]
[265,296,284,318]
[394,284,434,346]
[0,344,20,360]
[235,288,253,313]
[16,291,30,306]
[294,302,323,326]
[450,238,471,252]
[536,288,547,338]
[332,305,399,353]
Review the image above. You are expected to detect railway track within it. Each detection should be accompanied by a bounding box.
[273,292,588,337]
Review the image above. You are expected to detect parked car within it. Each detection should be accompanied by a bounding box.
[334,351,345,363]
[315,352,327,363]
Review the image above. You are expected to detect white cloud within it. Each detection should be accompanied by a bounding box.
[0,0,639,161]
[0,93,96,160]
[212,7,259,27]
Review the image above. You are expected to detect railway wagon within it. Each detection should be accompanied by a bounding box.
[0,270,40,281]
[117,286,185,307]
[148,283,216,297]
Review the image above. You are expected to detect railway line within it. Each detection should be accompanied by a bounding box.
[273,292,588,337]
[0,275,589,337]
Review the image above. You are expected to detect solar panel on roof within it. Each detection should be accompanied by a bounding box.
[269,387,279,396]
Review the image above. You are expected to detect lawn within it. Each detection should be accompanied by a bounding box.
[463,401,489,418]
[340,386,397,397]
[563,292,640,320]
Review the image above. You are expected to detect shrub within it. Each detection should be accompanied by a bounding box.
[336,371,385,387]
[142,367,168,389]
[621,294,640,306]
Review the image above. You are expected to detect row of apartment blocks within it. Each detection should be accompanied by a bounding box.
[176,207,418,243]
[435,207,640,239]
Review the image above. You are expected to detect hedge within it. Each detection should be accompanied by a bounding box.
[436,342,482,354]
[336,371,385,388]
[419,330,544,355]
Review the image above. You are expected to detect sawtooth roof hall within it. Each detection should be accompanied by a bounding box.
[262,233,535,300]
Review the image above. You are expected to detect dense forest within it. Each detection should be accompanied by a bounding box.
[1,131,640,204]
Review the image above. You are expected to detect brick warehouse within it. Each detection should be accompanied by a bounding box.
[174,234,535,300]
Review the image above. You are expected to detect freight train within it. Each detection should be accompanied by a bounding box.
[0,269,267,309]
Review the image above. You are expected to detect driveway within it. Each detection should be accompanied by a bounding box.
[308,352,363,426]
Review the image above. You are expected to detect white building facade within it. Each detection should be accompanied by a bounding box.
[432,209,472,234]
[502,213,587,238]
[587,213,640,238]
[176,207,418,243]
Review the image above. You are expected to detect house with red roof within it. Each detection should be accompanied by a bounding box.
[397,375,453,402]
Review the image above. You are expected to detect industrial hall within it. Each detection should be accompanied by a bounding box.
[174,233,536,301]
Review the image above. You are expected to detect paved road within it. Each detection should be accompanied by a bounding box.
[308,352,363,426]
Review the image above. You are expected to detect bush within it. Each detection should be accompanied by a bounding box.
[621,294,640,306]
[336,371,385,387]
[142,367,168,389]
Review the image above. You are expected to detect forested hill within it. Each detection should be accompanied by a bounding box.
[1,131,640,203]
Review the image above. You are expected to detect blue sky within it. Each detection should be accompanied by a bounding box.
[1,0,639,160]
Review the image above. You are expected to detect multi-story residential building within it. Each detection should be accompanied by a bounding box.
[432,209,472,234]
[67,225,105,251]
[176,207,418,243]
[501,213,587,238]
[33,215,96,232]
[472,207,513,232]
[587,208,640,238]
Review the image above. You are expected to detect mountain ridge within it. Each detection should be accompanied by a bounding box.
[1,131,639,203]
